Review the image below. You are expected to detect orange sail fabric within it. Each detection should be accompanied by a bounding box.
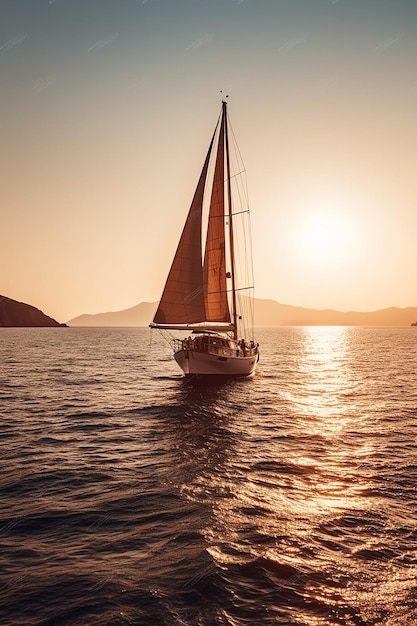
[203,111,231,323]
[152,136,215,325]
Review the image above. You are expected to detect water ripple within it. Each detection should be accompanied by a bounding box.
[1,327,417,624]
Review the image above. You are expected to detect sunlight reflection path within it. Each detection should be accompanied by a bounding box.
[174,327,417,624]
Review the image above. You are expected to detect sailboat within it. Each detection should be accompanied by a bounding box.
[150,99,259,377]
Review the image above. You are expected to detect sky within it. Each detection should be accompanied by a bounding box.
[1,0,416,322]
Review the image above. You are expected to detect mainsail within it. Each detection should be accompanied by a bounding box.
[203,109,230,322]
[152,107,232,328]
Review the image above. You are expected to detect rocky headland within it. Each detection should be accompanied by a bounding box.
[0,296,67,327]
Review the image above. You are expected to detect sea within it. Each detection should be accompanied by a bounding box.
[1,326,416,626]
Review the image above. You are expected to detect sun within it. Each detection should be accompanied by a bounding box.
[296,210,352,267]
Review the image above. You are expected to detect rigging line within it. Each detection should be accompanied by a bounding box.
[227,169,246,181]
[227,286,254,293]
[226,117,250,204]
[204,286,254,295]
[227,114,246,174]
[208,209,250,218]
[231,209,250,217]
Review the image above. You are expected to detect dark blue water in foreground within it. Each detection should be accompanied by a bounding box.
[1,326,417,625]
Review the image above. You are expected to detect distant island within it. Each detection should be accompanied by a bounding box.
[3,294,415,328]
[0,296,67,327]
[67,299,417,327]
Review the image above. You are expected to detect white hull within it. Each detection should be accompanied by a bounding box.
[174,348,258,377]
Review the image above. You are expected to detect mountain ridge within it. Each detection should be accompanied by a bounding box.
[67,299,417,327]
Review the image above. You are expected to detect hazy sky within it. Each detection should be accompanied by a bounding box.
[2,0,416,322]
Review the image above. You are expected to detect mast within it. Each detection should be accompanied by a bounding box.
[223,100,238,340]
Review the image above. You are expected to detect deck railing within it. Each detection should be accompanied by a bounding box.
[171,338,258,358]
